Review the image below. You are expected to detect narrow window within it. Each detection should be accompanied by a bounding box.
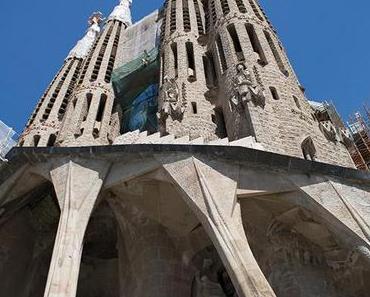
[235,0,247,13]
[96,94,107,122]
[47,134,57,147]
[245,24,267,65]
[33,135,41,147]
[216,35,228,73]
[220,0,230,16]
[302,137,316,161]
[186,42,196,81]
[214,107,227,138]
[170,0,177,34]
[270,87,279,100]
[171,43,178,78]
[192,102,198,114]
[227,24,244,61]
[203,53,218,86]
[208,52,218,85]
[264,30,288,76]
[203,56,211,86]
[193,0,204,35]
[183,0,191,32]
[293,96,301,109]
[84,93,93,121]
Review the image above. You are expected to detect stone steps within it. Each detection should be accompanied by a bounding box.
[114,131,264,150]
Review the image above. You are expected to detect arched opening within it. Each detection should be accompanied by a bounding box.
[301,136,316,161]
[240,194,370,297]
[0,182,60,297]
[100,175,238,297]
[76,200,119,297]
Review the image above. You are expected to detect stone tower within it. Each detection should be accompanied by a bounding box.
[1,1,370,297]
[19,12,103,147]
[57,0,133,146]
[157,0,354,167]
[158,0,218,141]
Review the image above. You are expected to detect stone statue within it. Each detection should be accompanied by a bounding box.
[231,63,265,108]
[158,76,181,119]
[192,259,227,297]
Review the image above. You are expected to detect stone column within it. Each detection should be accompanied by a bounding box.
[43,160,110,297]
[163,157,276,297]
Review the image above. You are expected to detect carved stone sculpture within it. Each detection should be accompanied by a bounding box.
[158,76,186,120]
[319,120,338,142]
[231,63,265,109]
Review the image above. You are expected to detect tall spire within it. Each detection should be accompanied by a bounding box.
[67,12,103,60]
[108,0,133,27]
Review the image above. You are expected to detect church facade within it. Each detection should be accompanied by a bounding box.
[1,0,370,297]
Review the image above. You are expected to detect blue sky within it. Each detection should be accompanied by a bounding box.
[0,0,369,133]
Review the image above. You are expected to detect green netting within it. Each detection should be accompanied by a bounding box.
[112,48,160,109]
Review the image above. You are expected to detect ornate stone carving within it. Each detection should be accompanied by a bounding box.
[319,120,338,142]
[67,12,103,60]
[230,63,265,109]
[158,76,186,121]
[339,128,353,147]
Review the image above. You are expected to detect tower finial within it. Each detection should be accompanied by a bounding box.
[108,0,133,27]
[67,11,104,60]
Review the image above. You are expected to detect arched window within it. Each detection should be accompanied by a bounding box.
[227,24,244,61]
[301,137,316,161]
[245,23,267,65]
[264,30,289,76]
[216,35,228,73]
[186,42,196,81]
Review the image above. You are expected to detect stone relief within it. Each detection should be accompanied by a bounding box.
[158,76,187,121]
[230,63,265,109]
[319,120,339,142]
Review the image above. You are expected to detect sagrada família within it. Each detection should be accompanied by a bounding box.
[0,0,369,296]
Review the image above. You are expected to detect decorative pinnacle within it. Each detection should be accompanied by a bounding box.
[66,12,104,60]
[108,0,133,26]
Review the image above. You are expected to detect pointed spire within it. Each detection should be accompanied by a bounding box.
[108,0,133,27]
[67,12,104,60]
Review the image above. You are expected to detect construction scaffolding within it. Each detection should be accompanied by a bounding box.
[112,10,161,133]
[348,105,370,170]
[0,121,17,160]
